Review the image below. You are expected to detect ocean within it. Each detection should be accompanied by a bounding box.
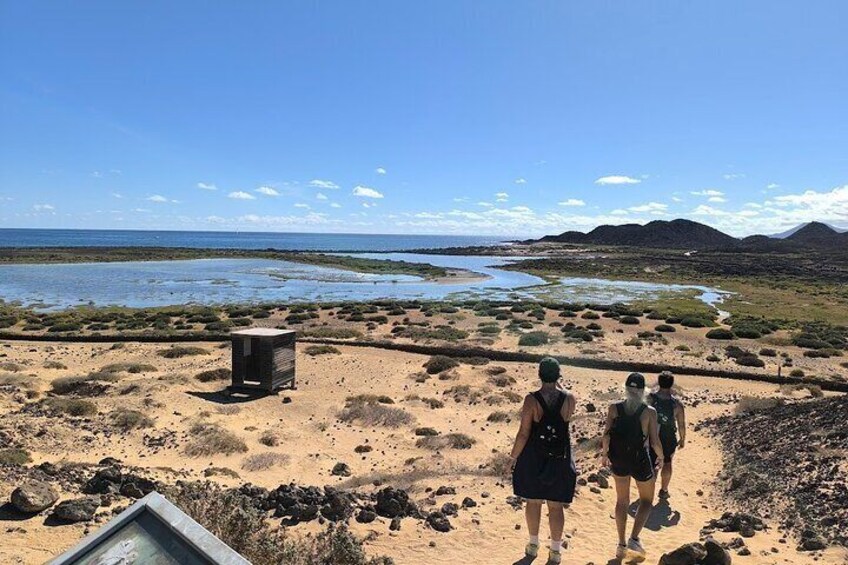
[0,228,504,252]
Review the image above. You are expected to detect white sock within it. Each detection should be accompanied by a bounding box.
[550,540,562,552]
[528,535,539,545]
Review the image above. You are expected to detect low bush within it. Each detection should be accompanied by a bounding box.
[655,324,676,333]
[414,427,439,436]
[486,411,512,423]
[304,345,341,356]
[619,316,640,325]
[735,355,765,368]
[51,372,120,395]
[43,397,98,417]
[0,447,32,466]
[300,327,363,339]
[416,433,476,450]
[706,328,735,340]
[338,399,413,428]
[789,369,805,377]
[110,408,154,431]
[735,396,784,414]
[518,331,550,347]
[241,452,289,471]
[581,311,600,320]
[101,363,158,374]
[184,423,248,457]
[259,430,280,447]
[759,348,777,357]
[424,355,459,374]
[158,346,209,359]
[196,368,232,382]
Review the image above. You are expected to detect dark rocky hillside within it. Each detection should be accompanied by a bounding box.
[535,219,739,249]
[705,395,848,548]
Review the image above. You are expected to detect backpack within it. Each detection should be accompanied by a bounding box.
[650,393,678,441]
[532,391,568,459]
[609,402,647,461]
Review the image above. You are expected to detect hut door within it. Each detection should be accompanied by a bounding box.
[244,337,262,384]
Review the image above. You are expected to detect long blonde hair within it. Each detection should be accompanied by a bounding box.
[624,386,646,415]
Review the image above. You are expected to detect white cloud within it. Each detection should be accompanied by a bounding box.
[111,193,123,199]
[691,189,724,197]
[477,201,493,208]
[671,196,683,203]
[453,197,469,203]
[197,182,217,191]
[766,183,780,190]
[495,192,509,202]
[91,171,102,178]
[294,203,310,209]
[147,195,169,203]
[723,173,745,180]
[309,179,340,189]
[353,185,384,199]
[595,175,641,185]
[228,191,256,200]
[375,167,387,175]
[132,208,150,213]
[708,196,727,203]
[514,178,527,184]
[610,209,629,216]
[628,202,668,214]
[558,199,586,207]
[256,186,279,196]
[33,204,55,211]
[330,202,342,208]
[362,202,376,208]
[316,193,328,200]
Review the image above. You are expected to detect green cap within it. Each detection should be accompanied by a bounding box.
[539,357,561,383]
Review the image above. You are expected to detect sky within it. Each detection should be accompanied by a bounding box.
[1,1,846,237]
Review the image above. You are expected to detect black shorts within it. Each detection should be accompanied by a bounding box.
[610,446,654,482]
[651,435,677,465]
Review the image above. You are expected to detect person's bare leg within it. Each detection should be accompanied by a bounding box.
[546,501,564,543]
[613,475,631,546]
[660,459,673,493]
[631,479,656,541]
[525,499,543,537]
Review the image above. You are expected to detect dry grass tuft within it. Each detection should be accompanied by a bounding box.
[110,408,154,431]
[43,397,98,417]
[304,345,341,356]
[241,452,290,471]
[158,346,209,358]
[185,423,248,457]
[416,432,476,450]
[259,430,280,447]
[338,399,414,428]
[196,368,231,382]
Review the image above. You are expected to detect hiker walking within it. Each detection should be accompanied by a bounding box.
[510,357,577,564]
[648,371,686,501]
[601,372,664,562]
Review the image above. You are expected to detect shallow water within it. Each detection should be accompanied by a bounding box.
[0,254,727,311]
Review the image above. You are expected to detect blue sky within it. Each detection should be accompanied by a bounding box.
[1,1,846,237]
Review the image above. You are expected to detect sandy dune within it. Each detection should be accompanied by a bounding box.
[0,340,845,564]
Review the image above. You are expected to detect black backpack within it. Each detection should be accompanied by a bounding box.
[609,402,647,461]
[532,391,568,459]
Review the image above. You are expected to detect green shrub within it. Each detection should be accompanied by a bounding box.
[759,348,777,357]
[655,324,676,333]
[338,399,413,428]
[789,369,805,377]
[706,328,735,340]
[518,331,550,347]
[581,311,600,320]
[416,433,476,450]
[196,368,232,382]
[304,345,341,356]
[735,355,765,368]
[424,355,459,374]
[158,346,209,358]
[619,316,640,325]
[0,448,31,466]
[51,373,119,395]
[300,327,363,339]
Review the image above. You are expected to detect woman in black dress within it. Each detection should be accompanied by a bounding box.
[510,357,577,565]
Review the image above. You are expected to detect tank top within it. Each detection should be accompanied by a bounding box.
[530,391,570,459]
[650,393,678,440]
[609,402,647,461]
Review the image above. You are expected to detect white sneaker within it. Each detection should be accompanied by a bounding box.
[627,538,647,562]
[615,543,627,559]
[548,548,562,564]
[525,542,539,557]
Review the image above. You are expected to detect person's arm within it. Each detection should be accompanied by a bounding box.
[647,408,664,470]
[600,404,616,468]
[562,392,576,422]
[509,395,536,466]
[675,400,686,448]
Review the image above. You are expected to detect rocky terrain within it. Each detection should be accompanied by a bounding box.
[705,395,848,550]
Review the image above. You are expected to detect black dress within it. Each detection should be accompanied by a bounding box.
[512,390,577,503]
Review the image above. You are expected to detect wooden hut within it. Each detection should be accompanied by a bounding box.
[230,328,296,393]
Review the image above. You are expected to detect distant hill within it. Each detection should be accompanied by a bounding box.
[535,219,739,250]
[770,222,848,238]
[531,218,848,251]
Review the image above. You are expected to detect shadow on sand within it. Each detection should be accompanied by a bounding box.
[186,388,272,405]
[628,499,681,531]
